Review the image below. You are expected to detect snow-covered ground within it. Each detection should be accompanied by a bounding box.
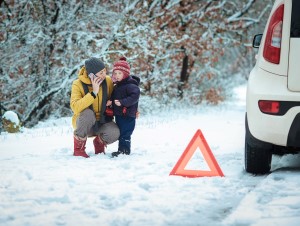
[1,85,300,226]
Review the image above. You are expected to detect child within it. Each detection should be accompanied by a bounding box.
[108,57,140,157]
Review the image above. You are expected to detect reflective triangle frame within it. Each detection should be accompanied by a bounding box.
[170,129,224,177]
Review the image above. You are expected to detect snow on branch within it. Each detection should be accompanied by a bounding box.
[227,0,255,22]
[241,4,272,28]
[22,68,77,124]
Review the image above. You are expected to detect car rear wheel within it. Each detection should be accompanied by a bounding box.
[245,115,273,174]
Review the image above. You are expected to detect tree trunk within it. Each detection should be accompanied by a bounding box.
[178,54,189,98]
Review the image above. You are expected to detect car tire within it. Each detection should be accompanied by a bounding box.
[245,115,273,174]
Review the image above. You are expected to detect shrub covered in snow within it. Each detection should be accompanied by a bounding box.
[2,111,21,133]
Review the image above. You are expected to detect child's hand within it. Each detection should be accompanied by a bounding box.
[114,100,121,106]
[106,100,112,106]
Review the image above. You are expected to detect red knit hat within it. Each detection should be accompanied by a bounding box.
[112,57,130,79]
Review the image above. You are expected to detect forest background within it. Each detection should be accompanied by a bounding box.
[0,0,273,127]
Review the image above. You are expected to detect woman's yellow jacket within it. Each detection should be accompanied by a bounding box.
[70,66,114,129]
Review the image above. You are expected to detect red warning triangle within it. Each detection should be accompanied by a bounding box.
[170,129,224,177]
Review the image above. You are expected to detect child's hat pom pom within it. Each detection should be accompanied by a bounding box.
[120,57,127,61]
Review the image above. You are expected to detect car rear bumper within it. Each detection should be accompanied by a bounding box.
[246,66,300,147]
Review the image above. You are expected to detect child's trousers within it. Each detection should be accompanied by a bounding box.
[115,115,136,153]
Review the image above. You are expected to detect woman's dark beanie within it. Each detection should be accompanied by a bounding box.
[85,57,105,75]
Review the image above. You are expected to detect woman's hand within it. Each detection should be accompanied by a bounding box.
[91,76,104,94]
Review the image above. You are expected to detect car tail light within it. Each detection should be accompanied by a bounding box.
[263,4,284,64]
[258,100,280,114]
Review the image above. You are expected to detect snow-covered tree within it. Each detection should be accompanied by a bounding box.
[105,0,273,103]
[0,0,272,127]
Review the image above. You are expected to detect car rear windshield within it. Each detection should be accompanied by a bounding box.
[291,0,300,37]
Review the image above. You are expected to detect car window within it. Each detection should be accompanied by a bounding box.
[291,0,300,37]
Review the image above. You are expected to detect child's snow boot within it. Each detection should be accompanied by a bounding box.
[73,136,89,158]
[93,136,106,154]
[111,148,130,157]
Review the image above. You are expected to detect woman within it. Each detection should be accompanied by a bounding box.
[70,57,120,158]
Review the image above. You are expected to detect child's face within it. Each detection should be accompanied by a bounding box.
[113,70,124,82]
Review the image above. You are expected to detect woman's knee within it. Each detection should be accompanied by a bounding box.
[75,109,96,138]
[77,109,96,125]
[99,122,120,145]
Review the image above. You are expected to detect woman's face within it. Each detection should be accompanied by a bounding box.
[95,68,107,80]
[113,70,124,82]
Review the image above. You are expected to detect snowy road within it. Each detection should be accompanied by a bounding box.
[1,85,300,226]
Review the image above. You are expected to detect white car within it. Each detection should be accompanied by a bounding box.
[245,0,300,174]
